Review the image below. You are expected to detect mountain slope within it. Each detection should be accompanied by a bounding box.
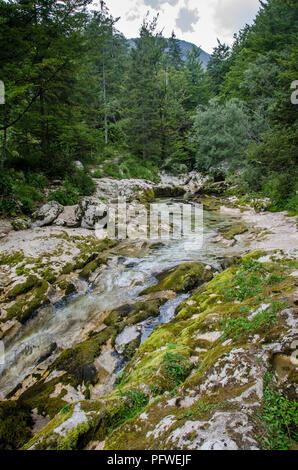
[128,38,210,69]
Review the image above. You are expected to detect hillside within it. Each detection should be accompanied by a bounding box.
[128,37,210,69]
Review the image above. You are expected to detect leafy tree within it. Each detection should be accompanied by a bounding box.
[190,98,265,171]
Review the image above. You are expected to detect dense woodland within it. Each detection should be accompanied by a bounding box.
[0,0,297,215]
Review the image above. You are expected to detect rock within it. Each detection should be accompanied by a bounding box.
[32,201,64,227]
[250,198,271,212]
[0,219,13,238]
[219,222,248,240]
[11,218,31,231]
[36,343,57,366]
[142,262,214,294]
[76,197,107,230]
[54,206,80,228]
[74,161,84,171]
[196,180,228,196]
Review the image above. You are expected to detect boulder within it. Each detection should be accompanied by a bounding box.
[74,161,84,171]
[54,206,80,228]
[32,201,64,227]
[141,261,214,294]
[76,197,107,230]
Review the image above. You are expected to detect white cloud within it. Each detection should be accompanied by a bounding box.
[176,4,199,33]
[103,0,261,53]
[213,0,260,39]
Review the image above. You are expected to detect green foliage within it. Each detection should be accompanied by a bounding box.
[0,169,44,215]
[68,170,96,197]
[190,98,262,171]
[222,300,289,340]
[109,389,148,433]
[93,169,102,178]
[49,181,79,206]
[57,422,91,451]
[161,352,191,387]
[258,372,298,450]
[48,169,96,206]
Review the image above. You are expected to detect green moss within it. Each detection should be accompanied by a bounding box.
[19,376,69,419]
[22,403,74,450]
[137,188,155,204]
[61,262,75,275]
[56,279,76,295]
[142,262,213,295]
[124,299,165,325]
[78,256,106,279]
[52,326,117,387]
[57,421,91,450]
[0,251,24,267]
[6,279,49,323]
[0,401,33,449]
[5,275,39,300]
[42,268,56,284]
[241,251,267,263]
[220,222,248,240]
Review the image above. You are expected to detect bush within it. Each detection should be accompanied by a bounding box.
[68,169,96,196]
[49,181,80,206]
[93,170,102,178]
[258,372,298,450]
[0,169,43,216]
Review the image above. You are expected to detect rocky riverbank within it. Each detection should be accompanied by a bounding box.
[0,172,297,450]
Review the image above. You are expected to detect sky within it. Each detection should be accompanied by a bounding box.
[95,0,261,54]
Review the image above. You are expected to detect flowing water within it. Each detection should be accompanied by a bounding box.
[0,207,249,399]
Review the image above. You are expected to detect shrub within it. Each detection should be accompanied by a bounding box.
[0,169,43,216]
[258,372,298,450]
[49,181,80,206]
[68,169,96,196]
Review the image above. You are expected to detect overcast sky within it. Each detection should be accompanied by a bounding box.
[97,0,261,53]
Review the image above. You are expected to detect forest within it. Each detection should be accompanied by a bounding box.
[0,0,297,215]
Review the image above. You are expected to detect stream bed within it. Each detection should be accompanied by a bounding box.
[0,208,249,399]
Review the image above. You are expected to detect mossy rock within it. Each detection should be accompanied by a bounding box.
[220,223,248,240]
[61,262,75,275]
[142,262,213,295]
[124,299,166,326]
[19,376,69,419]
[196,196,222,212]
[52,326,118,386]
[154,186,186,198]
[0,251,25,267]
[241,251,267,264]
[56,278,77,295]
[124,336,142,361]
[5,279,50,323]
[41,268,56,284]
[0,401,33,449]
[137,188,155,204]
[4,275,39,301]
[78,256,106,279]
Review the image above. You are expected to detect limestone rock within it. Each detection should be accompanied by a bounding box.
[32,201,64,227]
[76,197,107,230]
[54,206,80,228]
[74,161,84,171]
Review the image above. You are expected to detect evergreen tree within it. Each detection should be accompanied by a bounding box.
[126,16,166,161]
